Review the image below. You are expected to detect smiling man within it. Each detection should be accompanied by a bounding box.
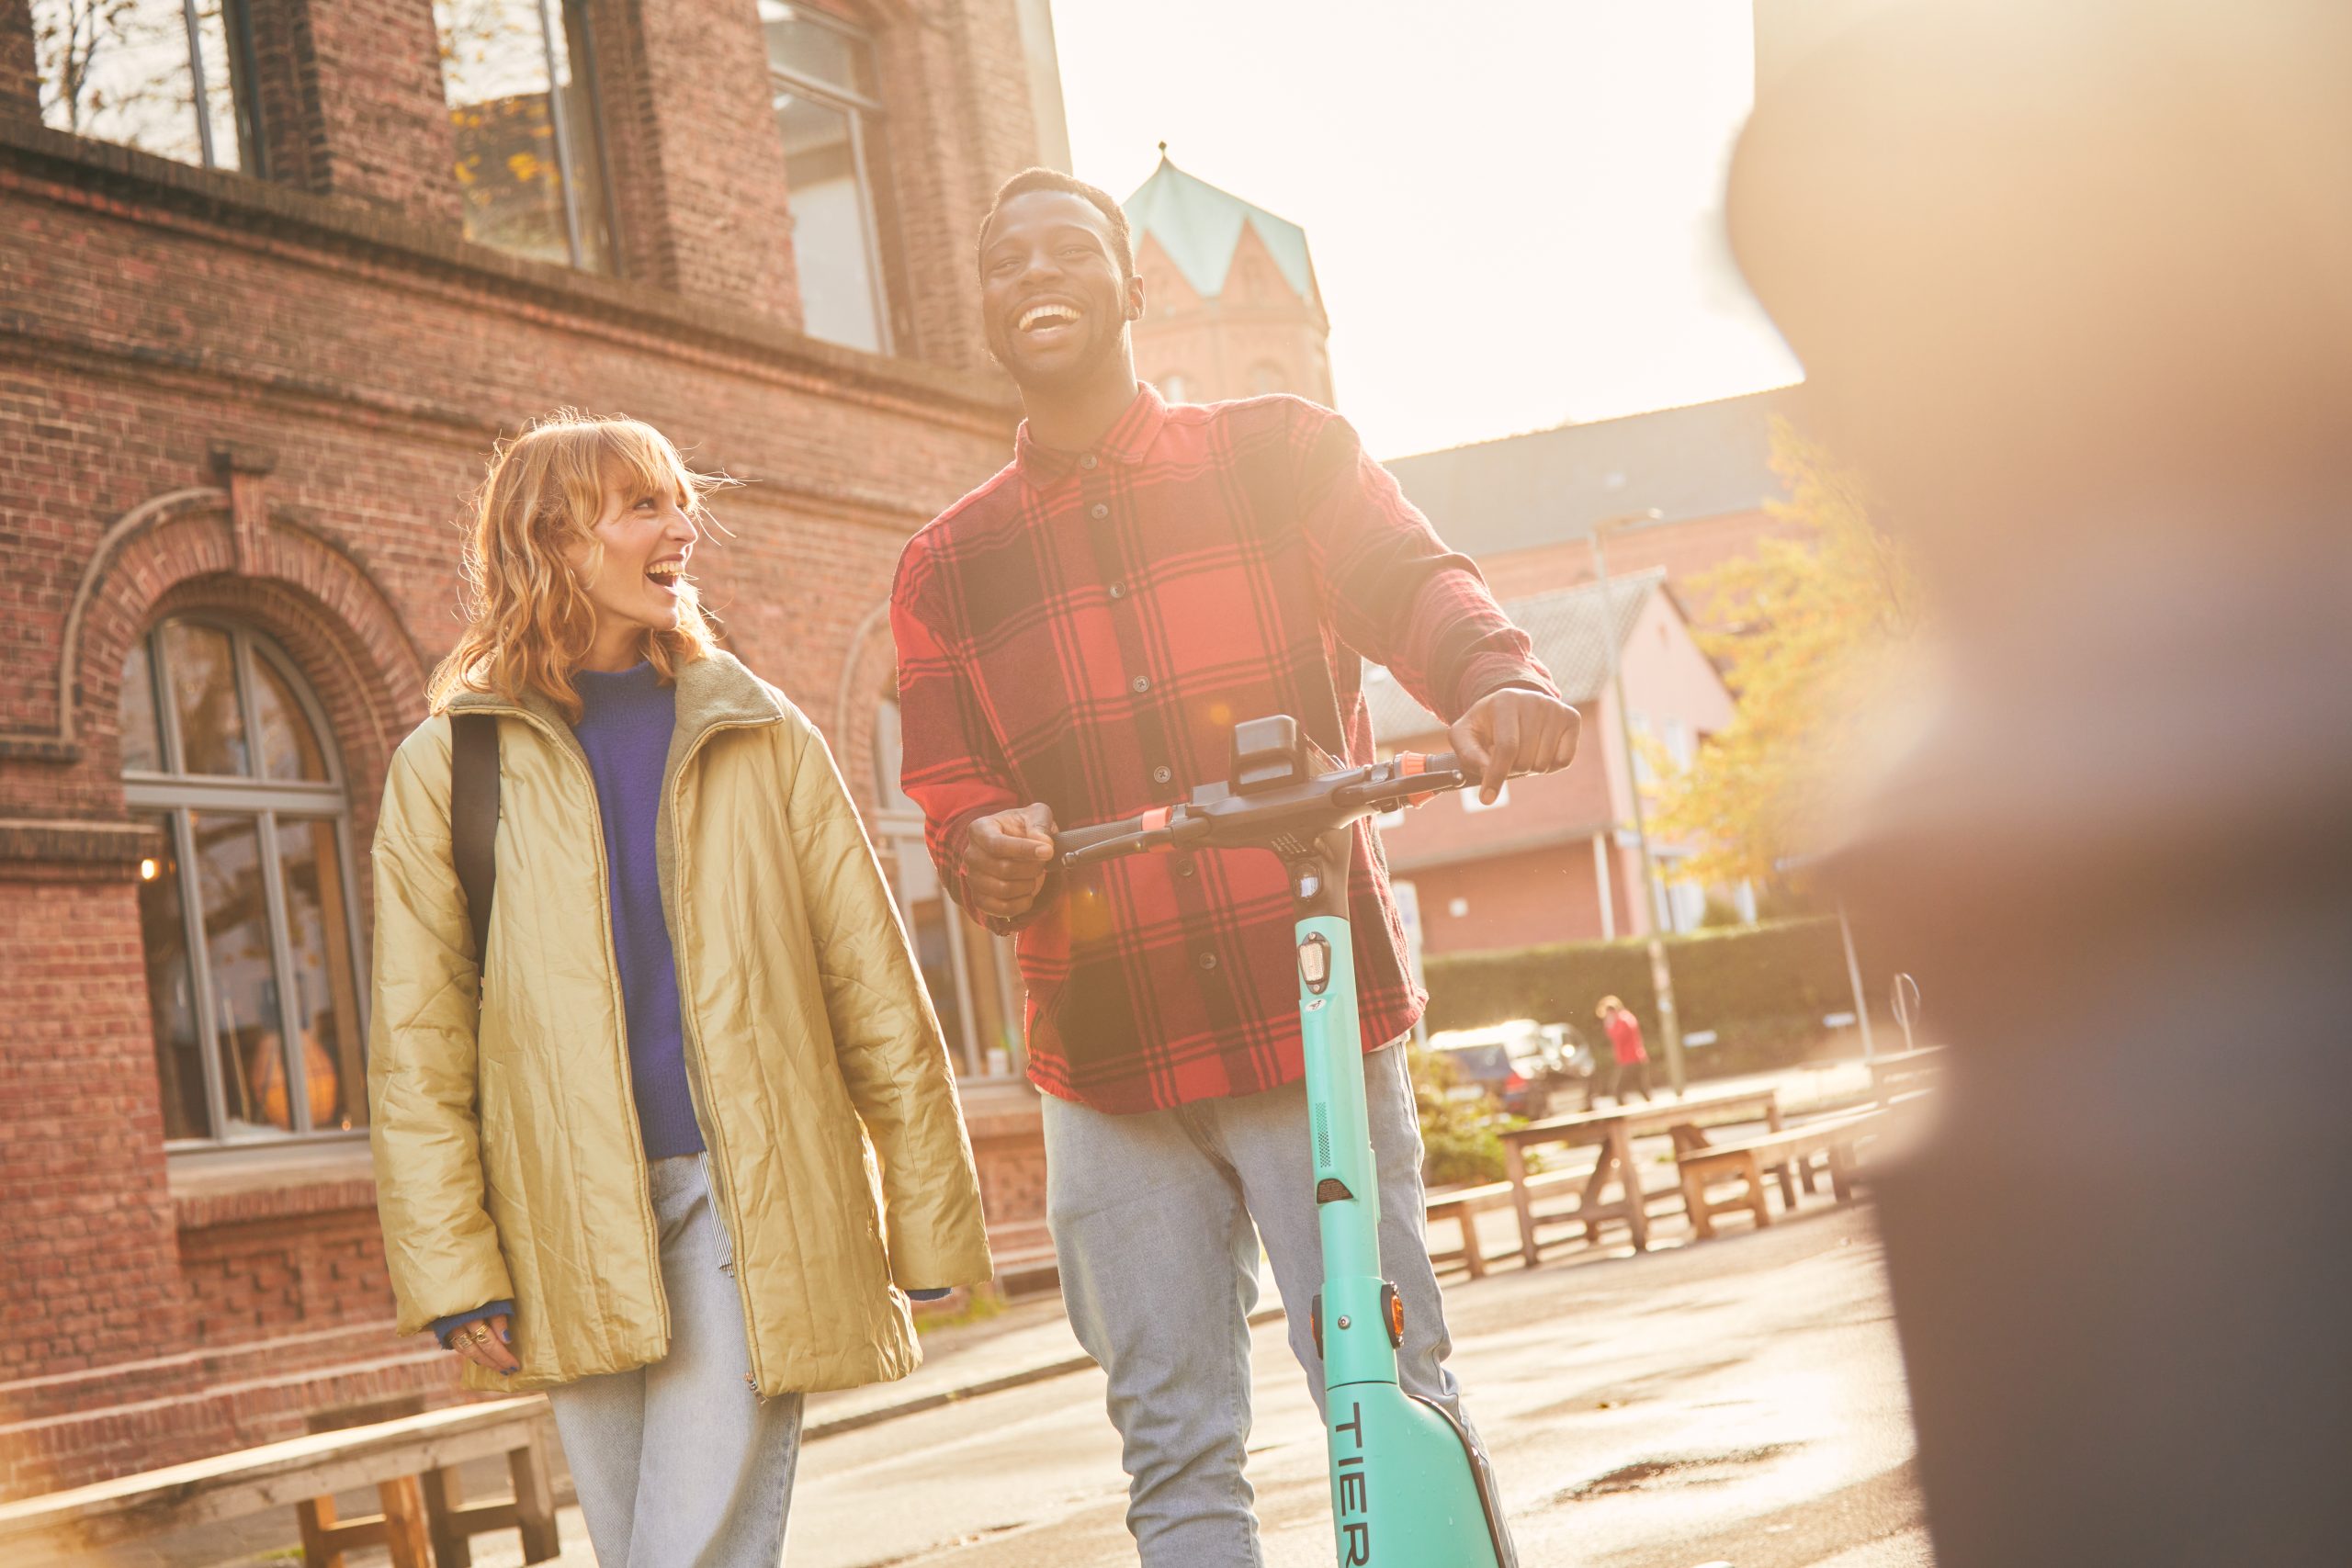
[889,168,1569,1565]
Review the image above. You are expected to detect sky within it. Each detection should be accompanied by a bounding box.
[1049,0,1804,459]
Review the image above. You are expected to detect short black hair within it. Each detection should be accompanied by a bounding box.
[976,167,1135,282]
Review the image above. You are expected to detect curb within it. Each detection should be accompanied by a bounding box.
[803,1304,1290,1442]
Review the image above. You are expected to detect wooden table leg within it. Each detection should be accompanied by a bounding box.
[377,1475,432,1568]
[1506,1141,1540,1269]
[1616,1125,1649,1252]
[1460,1208,1487,1280]
[297,1496,345,1568]
[1680,1164,1715,1241]
[1745,1153,1772,1229]
[422,1462,471,1568]
[512,1433,563,1562]
[1576,1140,1616,1244]
[1828,1143,1855,1202]
[1777,1155,1801,1209]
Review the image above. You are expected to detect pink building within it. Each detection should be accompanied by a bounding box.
[1368,570,1738,956]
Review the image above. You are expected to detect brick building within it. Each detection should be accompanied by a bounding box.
[1125,152,1334,406]
[1366,571,1738,955]
[0,0,1065,1497]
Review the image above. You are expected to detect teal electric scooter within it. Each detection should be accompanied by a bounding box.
[1056,715,1518,1568]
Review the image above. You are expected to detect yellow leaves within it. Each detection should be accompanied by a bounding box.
[1649,422,1924,886]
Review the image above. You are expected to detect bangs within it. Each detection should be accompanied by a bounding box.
[592,420,723,516]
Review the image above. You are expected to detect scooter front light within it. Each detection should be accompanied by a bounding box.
[1298,933,1332,993]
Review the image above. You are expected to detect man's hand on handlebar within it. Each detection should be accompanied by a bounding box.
[1449,688,1581,805]
[963,802,1059,919]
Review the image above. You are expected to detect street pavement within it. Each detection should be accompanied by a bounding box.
[162,1060,1926,1568]
[779,1202,1925,1568]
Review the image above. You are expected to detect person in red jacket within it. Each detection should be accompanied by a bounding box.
[1597,996,1652,1104]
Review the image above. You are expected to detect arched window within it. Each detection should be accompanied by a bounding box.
[122,620,368,1145]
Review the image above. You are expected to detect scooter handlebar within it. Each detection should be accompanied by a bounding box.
[1053,813,1148,860]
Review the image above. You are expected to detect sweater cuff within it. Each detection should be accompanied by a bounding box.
[431,1300,514,1348]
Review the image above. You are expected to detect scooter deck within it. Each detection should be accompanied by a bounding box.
[1324,1380,1510,1567]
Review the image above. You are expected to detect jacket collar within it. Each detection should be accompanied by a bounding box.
[443,650,786,756]
[1014,381,1167,490]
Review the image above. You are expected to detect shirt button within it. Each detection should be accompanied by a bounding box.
[1090,502,1109,520]
[1178,860,1196,879]
[1131,675,1150,694]
[1152,764,1172,784]
[1197,951,1218,971]
[1080,454,1098,469]
[1107,582,1125,600]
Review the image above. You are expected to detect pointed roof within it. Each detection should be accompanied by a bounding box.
[1124,152,1317,303]
[1362,570,1671,740]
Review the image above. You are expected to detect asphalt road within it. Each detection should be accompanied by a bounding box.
[786,1203,1928,1568]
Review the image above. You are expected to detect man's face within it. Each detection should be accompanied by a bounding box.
[978,190,1142,392]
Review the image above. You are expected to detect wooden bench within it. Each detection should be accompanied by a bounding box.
[0,1396,561,1568]
[1674,1110,1885,1240]
[1868,1045,1948,1104]
[1500,1088,1785,1261]
[1426,1168,1586,1280]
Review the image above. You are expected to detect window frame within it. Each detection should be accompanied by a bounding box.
[763,3,899,355]
[123,617,369,1152]
[433,0,621,274]
[32,0,267,175]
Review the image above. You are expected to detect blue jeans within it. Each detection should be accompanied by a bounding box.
[1044,1043,1496,1566]
[548,1155,804,1568]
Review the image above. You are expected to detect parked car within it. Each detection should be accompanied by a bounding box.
[1425,1018,1595,1118]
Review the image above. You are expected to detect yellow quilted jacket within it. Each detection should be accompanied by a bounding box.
[367,651,991,1395]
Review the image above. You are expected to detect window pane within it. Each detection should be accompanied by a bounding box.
[250,651,329,782]
[136,813,210,1139]
[192,812,297,1138]
[120,637,164,773]
[276,818,365,1131]
[436,0,611,271]
[762,3,876,97]
[31,0,252,171]
[552,3,612,273]
[775,92,884,351]
[162,622,249,776]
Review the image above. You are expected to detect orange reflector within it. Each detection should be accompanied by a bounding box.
[1387,1289,1406,1342]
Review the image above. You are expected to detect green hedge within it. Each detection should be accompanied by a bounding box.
[1421,918,1902,1080]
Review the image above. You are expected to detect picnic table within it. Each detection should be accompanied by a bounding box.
[0,1395,560,1568]
[1498,1088,1784,1262]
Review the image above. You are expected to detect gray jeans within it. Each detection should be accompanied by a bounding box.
[1044,1043,1486,1566]
[548,1154,804,1568]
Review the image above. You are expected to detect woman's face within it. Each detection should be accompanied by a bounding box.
[569,475,700,644]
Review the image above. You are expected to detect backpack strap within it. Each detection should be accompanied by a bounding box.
[449,712,501,965]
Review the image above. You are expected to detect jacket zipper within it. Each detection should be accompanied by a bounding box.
[468,704,670,1347]
[662,719,771,1391]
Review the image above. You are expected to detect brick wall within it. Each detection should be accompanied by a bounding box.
[0,0,1050,1496]
[0,872,192,1382]
[1132,227,1336,405]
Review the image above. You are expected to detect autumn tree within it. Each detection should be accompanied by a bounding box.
[1649,421,1925,886]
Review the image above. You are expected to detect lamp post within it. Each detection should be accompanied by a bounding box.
[1591,509,1687,1094]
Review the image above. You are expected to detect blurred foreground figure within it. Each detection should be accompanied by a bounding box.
[1729,3,2352,1563]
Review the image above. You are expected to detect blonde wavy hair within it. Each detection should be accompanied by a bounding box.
[429,412,731,719]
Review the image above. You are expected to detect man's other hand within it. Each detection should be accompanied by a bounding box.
[1450,689,1581,805]
[963,802,1058,919]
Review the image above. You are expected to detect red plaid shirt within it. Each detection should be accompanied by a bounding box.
[890,386,1556,1112]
